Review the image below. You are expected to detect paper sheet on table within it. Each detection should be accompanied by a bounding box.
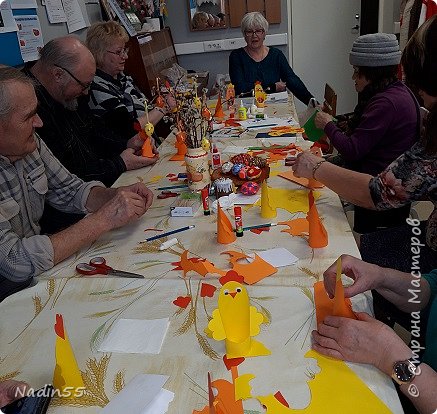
[101,374,174,414]
[222,146,248,154]
[259,137,297,145]
[233,193,260,205]
[265,91,289,103]
[238,118,296,129]
[254,188,320,214]
[98,318,169,354]
[247,248,298,267]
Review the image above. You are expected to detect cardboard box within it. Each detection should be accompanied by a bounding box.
[170,192,201,217]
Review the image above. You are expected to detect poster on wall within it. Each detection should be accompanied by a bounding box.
[62,0,88,33]
[14,14,44,62]
[0,0,18,33]
[9,0,38,8]
[45,0,67,23]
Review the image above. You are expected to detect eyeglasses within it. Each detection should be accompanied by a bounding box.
[352,67,360,76]
[244,29,265,36]
[54,64,92,91]
[106,48,129,57]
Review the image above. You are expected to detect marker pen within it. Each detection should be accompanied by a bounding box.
[201,186,210,216]
[234,206,243,237]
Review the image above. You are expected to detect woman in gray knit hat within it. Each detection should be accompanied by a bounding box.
[314,32,420,235]
[289,16,437,271]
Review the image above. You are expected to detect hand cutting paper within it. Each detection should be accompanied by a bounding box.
[206,271,270,358]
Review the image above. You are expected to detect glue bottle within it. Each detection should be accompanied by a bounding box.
[238,100,247,121]
[212,144,222,170]
[250,98,258,116]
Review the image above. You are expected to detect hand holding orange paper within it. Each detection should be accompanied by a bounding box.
[314,258,356,325]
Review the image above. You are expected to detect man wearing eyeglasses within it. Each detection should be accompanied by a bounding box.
[0,66,154,301]
[23,36,156,233]
[229,12,314,105]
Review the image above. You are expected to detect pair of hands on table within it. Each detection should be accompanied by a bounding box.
[312,255,412,377]
[95,183,154,232]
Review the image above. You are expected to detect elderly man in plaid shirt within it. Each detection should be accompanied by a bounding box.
[0,66,154,302]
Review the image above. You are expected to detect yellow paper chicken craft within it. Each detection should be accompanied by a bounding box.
[206,271,270,359]
[254,81,267,108]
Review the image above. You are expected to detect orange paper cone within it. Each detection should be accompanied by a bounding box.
[307,191,328,248]
[314,281,356,325]
[141,136,155,158]
[214,93,225,119]
[217,204,236,244]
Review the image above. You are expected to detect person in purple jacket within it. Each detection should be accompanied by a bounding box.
[315,33,419,234]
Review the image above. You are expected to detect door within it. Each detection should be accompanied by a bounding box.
[289,0,361,114]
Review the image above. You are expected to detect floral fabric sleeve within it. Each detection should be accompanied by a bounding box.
[369,143,436,209]
[369,142,437,250]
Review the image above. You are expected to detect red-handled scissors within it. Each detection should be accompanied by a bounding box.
[75,257,144,278]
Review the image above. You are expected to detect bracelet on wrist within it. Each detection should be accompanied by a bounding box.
[312,159,326,179]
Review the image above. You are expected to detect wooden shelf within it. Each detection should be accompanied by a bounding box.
[124,27,178,100]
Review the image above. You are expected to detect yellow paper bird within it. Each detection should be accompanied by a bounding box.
[207,271,270,358]
[53,314,84,397]
[254,81,267,108]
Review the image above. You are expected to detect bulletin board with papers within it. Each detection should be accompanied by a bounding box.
[0,0,100,67]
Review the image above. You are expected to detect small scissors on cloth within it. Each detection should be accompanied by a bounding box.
[157,190,179,199]
[75,257,144,278]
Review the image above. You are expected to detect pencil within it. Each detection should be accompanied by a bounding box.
[246,123,278,129]
[240,223,278,231]
[156,184,189,191]
[140,225,195,242]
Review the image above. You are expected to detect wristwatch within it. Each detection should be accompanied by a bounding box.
[391,359,418,385]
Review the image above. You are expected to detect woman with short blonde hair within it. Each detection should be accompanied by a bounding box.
[86,21,129,68]
[85,21,173,146]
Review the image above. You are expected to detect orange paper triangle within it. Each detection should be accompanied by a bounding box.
[217,204,237,244]
[314,280,357,325]
[307,191,328,248]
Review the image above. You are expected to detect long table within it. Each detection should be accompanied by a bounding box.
[0,97,404,413]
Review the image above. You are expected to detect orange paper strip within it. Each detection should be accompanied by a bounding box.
[278,170,324,189]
